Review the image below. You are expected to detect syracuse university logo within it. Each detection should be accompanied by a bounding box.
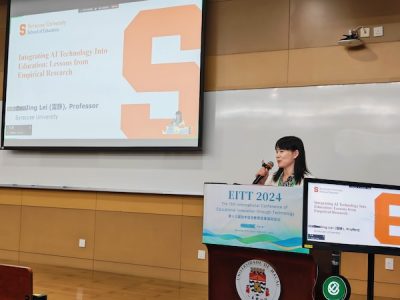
[236,259,281,300]
[19,24,26,36]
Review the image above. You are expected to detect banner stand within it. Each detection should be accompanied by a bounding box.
[367,254,374,300]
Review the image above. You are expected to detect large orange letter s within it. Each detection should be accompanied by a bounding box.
[375,193,400,245]
[122,5,201,139]
[19,24,26,36]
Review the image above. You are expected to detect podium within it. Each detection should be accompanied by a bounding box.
[203,184,318,300]
[0,264,32,300]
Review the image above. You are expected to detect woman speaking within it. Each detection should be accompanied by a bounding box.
[255,136,311,186]
[255,136,333,299]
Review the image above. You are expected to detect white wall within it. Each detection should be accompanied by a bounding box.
[1,82,399,194]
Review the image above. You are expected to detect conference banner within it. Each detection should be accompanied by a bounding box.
[203,184,308,254]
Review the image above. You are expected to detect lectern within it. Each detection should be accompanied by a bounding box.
[203,184,318,300]
[0,264,32,300]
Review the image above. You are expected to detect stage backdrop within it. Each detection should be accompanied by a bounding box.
[0,82,399,195]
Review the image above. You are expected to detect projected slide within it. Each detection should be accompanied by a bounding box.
[3,0,204,148]
[306,182,400,250]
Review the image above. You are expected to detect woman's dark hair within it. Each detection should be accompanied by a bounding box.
[272,136,310,185]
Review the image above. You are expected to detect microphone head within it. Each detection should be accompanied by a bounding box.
[262,161,274,170]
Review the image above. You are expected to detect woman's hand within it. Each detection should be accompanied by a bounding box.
[255,160,269,185]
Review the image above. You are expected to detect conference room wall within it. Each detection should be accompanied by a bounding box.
[0,0,399,295]
[0,189,208,284]
[205,0,400,90]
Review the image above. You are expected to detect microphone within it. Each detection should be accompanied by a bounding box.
[253,161,274,184]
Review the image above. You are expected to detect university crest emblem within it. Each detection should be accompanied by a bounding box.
[236,259,281,300]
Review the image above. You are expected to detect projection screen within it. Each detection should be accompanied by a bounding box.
[2,0,205,149]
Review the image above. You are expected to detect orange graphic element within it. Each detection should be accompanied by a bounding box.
[375,193,400,245]
[19,24,26,36]
[122,5,201,139]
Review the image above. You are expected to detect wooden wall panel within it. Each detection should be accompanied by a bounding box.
[0,249,18,262]
[180,216,208,273]
[206,0,289,55]
[349,279,400,298]
[341,252,367,280]
[182,198,203,217]
[347,279,367,295]
[94,211,181,269]
[0,28,5,70]
[93,261,180,281]
[0,205,21,251]
[0,188,22,205]
[375,255,400,284]
[20,207,95,259]
[342,253,400,298]
[180,270,208,285]
[96,192,182,215]
[0,71,3,96]
[205,50,288,91]
[290,0,400,49]
[0,0,6,29]
[374,282,400,298]
[288,42,400,86]
[22,190,96,210]
[19,253,93,270]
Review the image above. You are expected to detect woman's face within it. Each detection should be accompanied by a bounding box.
[275,148,299,169]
